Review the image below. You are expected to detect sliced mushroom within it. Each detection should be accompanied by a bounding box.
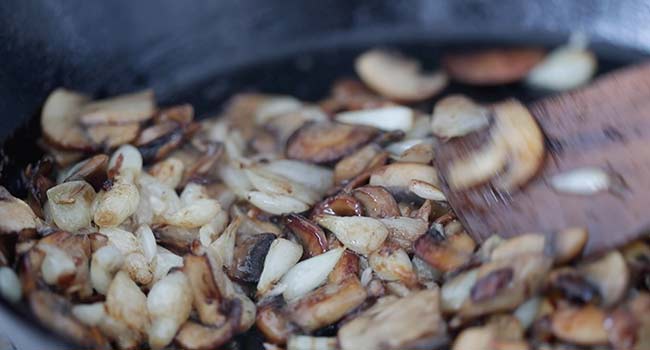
[311,194,363,217]
[442,48,545,85]
[432,95,490,139]
[328,250,360,285]
[86,123,140,148]
[41,89,94,151]
[414,229,476,272]
[338,289,447,350]
[445,136,508,190]
[355,49,447,101]
[284,214,328,257]
[46,180,96,232]
[491,99,545,190]
[389,140,435,164]
[578,250,629,307]
[289,277,367,332]
[352,185,400,218]
[458,254,552,319]
[369,241,417,287]
[174,300,241,350]
[258,238,303,295]
[228,233,275,283]
[0,186,37,234]
[334,144,385,184]
[79,89,155,125]
[490,233,546,261]
[256,297,292,345]
[62,154,109,190]
[546,268,600,304]
[452,325,529,350]
[550,305,608,346]
[29,290,111,349]
[369,163,438,196]
[379,216,428,252]
[183,254,227,326]
[315,216,388,255]
[336,106,414,132]
[553,227,588,264]
[286,122,378,164]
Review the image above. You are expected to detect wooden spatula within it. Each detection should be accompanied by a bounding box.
[434,62,650,256]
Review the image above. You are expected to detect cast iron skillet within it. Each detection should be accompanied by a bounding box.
[2,0,650,348]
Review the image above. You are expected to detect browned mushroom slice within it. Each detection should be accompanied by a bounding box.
[175,300,242,350]
[546,268,600,304]
[256,297,292,345]
[23,158,55,217]
[183,254,227,326]
[432,95,490,139]
[458,254,552,320]
[182,142,224,184]
[355,49,448,102]
[136,121,178,146]
[62,154,109,190]
[550,305,609,346]
[319,78,385,114]
[369,241,418,287]
[0,186,37,234]
[369,163,438,197]
[289,277,367,332]
[380,216,428,252]
[153,225,196,254]
[137,127,186,163]
[334,144,385,184]
[491,100,545,190]
[414,229,475,272]
[452,325,529,350]
[284,214,327,257]
[228,233,275,283]
[328,250,360,284]
[311,194,363,217]
[155,104,194,125]
[86,123,140,148]
[442,48,545,85]
[37,233,92,300]
[79,89,155,125]
[338,289,447,350]
[41,89,94,151]
[286,121,378,164]
[578,250,629,307]
[352,185,400,218]
[29,290,111,349]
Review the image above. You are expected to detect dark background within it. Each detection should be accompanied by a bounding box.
[1,0,650,348]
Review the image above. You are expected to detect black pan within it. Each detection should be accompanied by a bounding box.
[1,0,649,348]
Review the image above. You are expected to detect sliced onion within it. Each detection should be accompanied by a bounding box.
[336,106,414,132]
[262,160,334,195]
[247,191,310,215]
[281,247,344,301]
[257,238,303,294]
[549,167,610,195]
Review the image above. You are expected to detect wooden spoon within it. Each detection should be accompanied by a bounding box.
[435,62,650,256]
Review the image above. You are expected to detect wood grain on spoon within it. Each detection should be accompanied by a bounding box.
[435,62,650,256]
